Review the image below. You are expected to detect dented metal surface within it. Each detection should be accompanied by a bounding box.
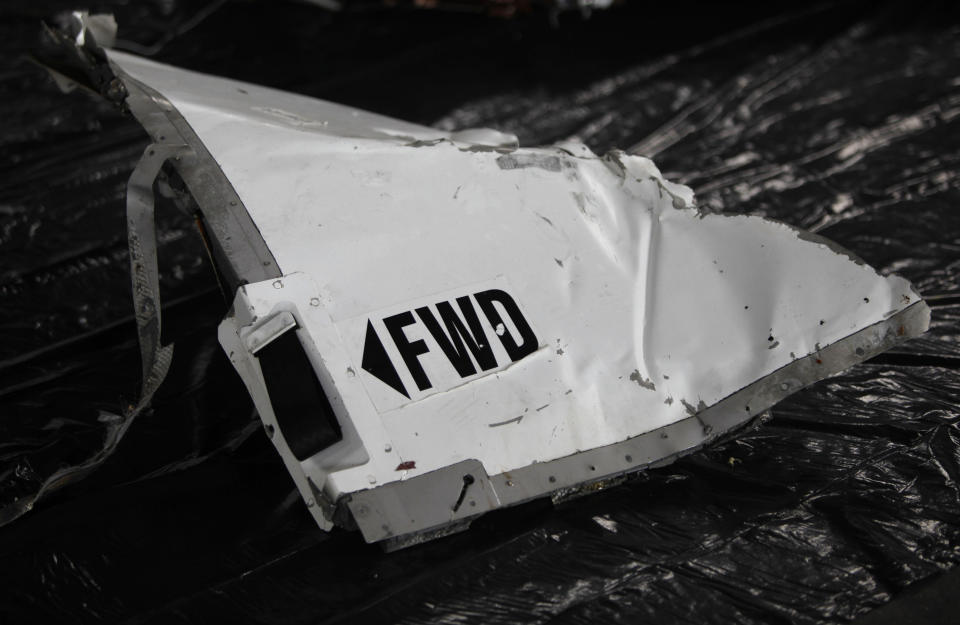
[39,14,930,546]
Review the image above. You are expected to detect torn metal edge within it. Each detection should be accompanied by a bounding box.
[125,142,189,414]
[111,61,282,290]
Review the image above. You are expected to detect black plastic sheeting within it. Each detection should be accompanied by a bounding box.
[1,1,959,623]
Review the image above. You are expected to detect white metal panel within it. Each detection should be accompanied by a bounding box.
[110,52,924,500]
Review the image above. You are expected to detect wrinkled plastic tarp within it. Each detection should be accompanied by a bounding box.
[1,1,958,623]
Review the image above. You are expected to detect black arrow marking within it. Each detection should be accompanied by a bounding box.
[361,320,408,398]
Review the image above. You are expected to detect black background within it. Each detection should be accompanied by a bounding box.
[1,1,959,623]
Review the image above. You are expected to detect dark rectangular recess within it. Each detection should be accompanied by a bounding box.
[255,329,342,460]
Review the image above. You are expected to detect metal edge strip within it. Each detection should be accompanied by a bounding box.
[344,300,930,544]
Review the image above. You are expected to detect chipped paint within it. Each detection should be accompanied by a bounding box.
[496,153,562,172]
[629,369,656,391]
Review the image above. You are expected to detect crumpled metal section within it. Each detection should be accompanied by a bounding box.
[0,1,958,623]
[90,30,927,545]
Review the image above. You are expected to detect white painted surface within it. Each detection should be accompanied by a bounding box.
[111,52,923,501]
